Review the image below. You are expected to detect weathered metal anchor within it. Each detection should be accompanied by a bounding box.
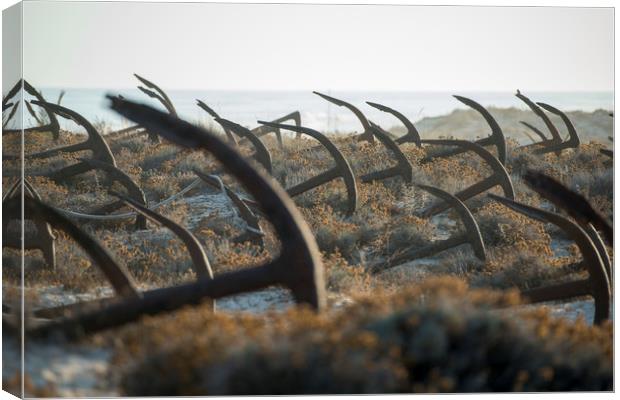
[107,74,177,143]
[365,101,422,146]
[196,100,238,145]
[115,193,213,280]
[15,192,216,321]
[193,169,264,248]
[2,79,61,140]
[421,95,507,165]
[250,111,302,148]
[20,101,117,182]
[2,179,57,270]
[370,184,486,274]
[489,194,611,325]
[4,101,148,229]
[359,123,414,184]
[313,91,375,143]
[196,99,302,149]
[258,121,358,217]
[519,121,549,143]
[215,118,273,174]
[420,140,515,217]
[528,102,580,155]
[515,90,563,154]
[79,158,148,230]
[2,102,18,128]
[522,169,612,247]
[3,194,140,299]
[134,73,177,117]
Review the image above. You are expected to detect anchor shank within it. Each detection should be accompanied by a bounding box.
[521,279,590,304]
[422,136,491,163]
[28,261,281,338]
[26,141,89,159]
[423,177,496,216]
[286,167,340,198]
[373,235,466,273]
[360,166,400,183]
[47,162,94,182]
[89,200,125,215]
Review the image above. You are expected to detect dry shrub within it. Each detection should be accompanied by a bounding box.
[384,218,435,254]
[470,253,575,291]
[323,250,370,292]
[476,202,551,255]
[303,204,364,260]
[115,278,611,395]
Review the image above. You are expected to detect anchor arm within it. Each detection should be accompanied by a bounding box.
[216,118,273,174]
[534,102,580,154]
[515,91,562,144]
[134,73,177,116]
[313,91,374,142]
[522,169,612,246]
[421,96,506,164]
[114,193,214,280]
[359,123,413,183]
[366,101,421,147]
[196,99,237,145]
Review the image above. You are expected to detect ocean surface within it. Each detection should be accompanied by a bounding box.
[12,88,615,134]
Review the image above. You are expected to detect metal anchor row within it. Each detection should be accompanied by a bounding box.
[6,97,327,339]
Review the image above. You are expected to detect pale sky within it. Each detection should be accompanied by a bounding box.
[5,1,615,91]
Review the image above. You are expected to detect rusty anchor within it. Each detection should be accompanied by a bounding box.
[421,96,507,165]
[419,140,515,217]
[365,101,422,146]
[3,194,140,299]
[313,91,375,143]
[193,169,265,248]
[196,100,238,145]
[250,111,302,148]
[522,169,612,246]
[18,101,117,183]
[257,120,358,217]
[370,183,486,274]
[488,194,611,325]
[529,102,580,155]
[215,118,273,174]
[3,80,61,140]
[358,123,414,184]
[2,179,57,270]
[79,158,148,230]
[515,90,564,154]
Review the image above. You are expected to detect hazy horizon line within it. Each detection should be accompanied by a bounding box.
[34,86,615,94]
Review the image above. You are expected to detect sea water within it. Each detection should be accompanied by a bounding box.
[12,88,615,134]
